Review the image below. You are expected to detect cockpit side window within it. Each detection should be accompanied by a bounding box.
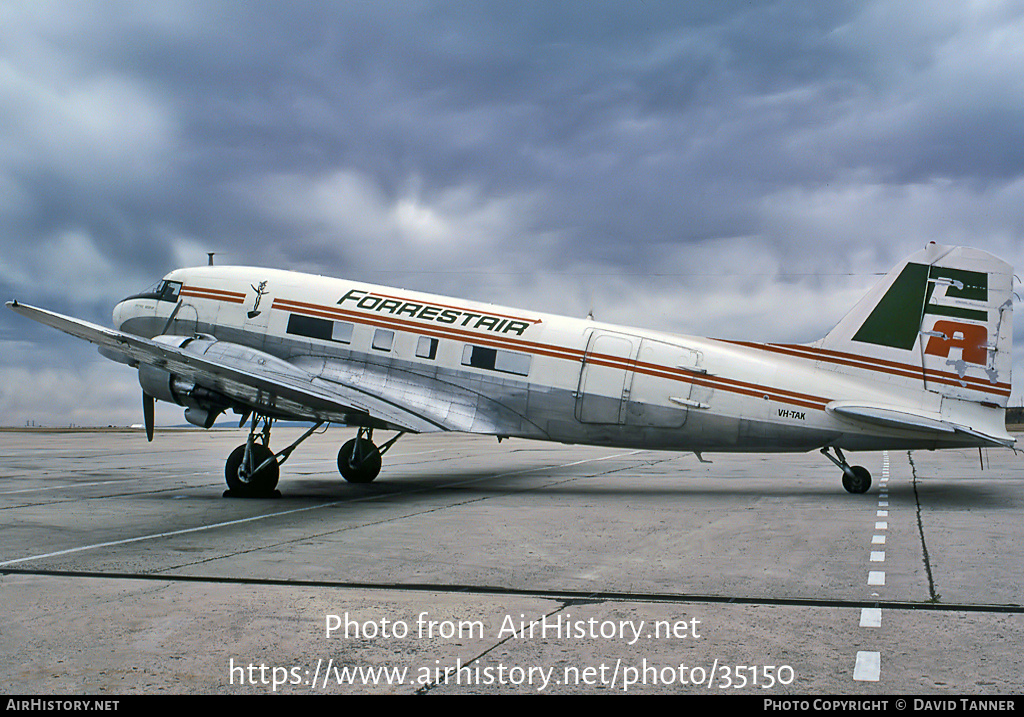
[160,281,182,302]
[125,279,183,303]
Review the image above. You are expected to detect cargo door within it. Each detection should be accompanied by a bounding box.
[623,339,702,427]
[575,332,636,424]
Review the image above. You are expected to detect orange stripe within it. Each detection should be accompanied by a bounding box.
[274,298,581,362]
[628,357,828,410]
[182,285,244,298]
[275,297,832,412]
[724,341,1010,397]
[181,285,246,304]
[771,342,1008,390]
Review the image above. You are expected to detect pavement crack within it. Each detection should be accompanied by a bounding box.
[908,451,940,603]
[414,603,570,694]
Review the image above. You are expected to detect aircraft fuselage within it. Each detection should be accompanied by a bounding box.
[112,264,1009,454]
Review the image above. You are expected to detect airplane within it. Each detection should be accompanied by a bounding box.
[6,242,1015,497]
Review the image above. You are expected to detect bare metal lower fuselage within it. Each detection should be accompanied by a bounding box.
[116,305,994,456]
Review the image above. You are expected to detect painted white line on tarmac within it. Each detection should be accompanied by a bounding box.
[854,651,881,681]
[0,450,642,567]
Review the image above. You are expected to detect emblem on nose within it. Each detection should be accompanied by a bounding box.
[248,281,268,319]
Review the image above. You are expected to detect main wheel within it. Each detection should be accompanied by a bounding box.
[226,442,280,495]
[842,465,871,494]
[337,438,382,483]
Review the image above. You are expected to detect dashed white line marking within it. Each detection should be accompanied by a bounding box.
[854,651,881,681]
[855,453,888,683]
[860,608,882,627]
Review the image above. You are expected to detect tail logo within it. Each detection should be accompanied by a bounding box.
[852,263,989,357]
[923,320,988,365]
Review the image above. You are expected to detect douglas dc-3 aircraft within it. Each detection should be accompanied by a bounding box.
[6,243,1015,497]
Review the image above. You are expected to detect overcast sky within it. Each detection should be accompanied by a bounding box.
[2,0,1023,427]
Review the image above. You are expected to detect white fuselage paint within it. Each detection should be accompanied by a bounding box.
[112,265,1008,454]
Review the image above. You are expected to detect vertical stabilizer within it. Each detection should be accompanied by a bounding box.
[819,244,1013,407]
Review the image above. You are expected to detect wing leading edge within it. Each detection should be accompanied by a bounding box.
[6,301,445,433]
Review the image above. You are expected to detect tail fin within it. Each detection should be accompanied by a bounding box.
[820,243,1013,407]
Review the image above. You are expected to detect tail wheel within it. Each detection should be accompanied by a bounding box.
[226,442,280,495]
[338,438,382,483]
[842,465,872,494]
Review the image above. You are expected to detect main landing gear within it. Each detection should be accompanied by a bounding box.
[223,418,404,496]
[337,427,404,483]
[820,446,872,494]
[224,414,324,498]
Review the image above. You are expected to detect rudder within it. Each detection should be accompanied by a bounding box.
[819,243,1013,407]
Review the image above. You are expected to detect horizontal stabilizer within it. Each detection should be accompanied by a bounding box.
[827,401,1015,448]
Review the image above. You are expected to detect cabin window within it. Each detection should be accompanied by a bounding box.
[372,329,395,352]
[287,314,353,344]
[332,322,353,343]
[288,314,331,341]
[461,345,531,376]
[416,336,439,360]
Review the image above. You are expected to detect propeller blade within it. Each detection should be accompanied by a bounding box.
[160,300,183,335]
[143,392,155,442]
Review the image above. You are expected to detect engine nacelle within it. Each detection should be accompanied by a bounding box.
[184,407,218,429]
[138,363,190,405]
[137,334,316,425]
[138,335,228,428]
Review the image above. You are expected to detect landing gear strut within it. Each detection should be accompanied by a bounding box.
[821,446,872,494]
[224,415,324,497]
[337,427,403,483]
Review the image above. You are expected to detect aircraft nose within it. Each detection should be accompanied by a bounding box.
[112,300,129,331]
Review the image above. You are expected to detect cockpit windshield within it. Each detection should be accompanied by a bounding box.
[125,280,182,303]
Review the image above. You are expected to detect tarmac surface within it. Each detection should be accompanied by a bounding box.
[1,426,1022,695]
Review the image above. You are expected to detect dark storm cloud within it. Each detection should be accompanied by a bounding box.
[2,1,1023,425]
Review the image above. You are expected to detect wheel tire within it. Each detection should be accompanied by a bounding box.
[226,442,280,495]
[337,438,382,483]
[842,465,872,494]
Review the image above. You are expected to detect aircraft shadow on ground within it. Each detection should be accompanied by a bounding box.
[273,472,879,502]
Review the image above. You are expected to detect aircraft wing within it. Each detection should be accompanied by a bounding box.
[6,301,445,433]
[827,401,1015,449]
